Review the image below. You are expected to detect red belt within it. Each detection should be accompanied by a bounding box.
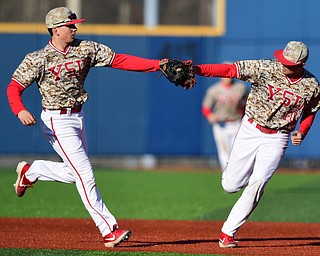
[248,118,287,134]
[43,105,82,115]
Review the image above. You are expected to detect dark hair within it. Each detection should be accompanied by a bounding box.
[48,28,53,36]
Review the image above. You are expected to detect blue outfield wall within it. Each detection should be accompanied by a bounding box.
[1,0,320,159]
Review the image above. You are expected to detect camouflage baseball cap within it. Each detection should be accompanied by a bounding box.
[274,41,308,66]
[45,7,85,28]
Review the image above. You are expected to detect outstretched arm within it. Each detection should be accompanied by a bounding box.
[111,54,195,89]
[111,53,160,72]
[194,63,238,78]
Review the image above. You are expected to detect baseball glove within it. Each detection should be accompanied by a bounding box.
[159,59,196,90]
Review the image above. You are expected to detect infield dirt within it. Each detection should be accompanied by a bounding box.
[1,218,319,255]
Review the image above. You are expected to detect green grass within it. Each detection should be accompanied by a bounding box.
[1,168,319,222]
[0,168,238,220]
[0,167,319,255]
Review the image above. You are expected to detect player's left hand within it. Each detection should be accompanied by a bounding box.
[291,131,304,146]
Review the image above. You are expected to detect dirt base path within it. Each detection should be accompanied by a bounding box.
[0,218,319,255]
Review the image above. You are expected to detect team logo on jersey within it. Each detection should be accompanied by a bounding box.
[268,84,305,122]
[267,84,304,109]
[48,58,87,81]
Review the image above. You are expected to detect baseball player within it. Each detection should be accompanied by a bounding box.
[194,41,320,248]
[7,7,170,248]
[202,77,247,170]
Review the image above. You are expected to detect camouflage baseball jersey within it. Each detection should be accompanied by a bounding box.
[12,39,115,109]
[236,59,320,131]
[202,80,247,122]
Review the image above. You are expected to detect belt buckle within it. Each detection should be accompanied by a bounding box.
[59,106,82,115]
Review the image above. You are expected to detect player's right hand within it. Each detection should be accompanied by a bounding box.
[17,110,37,126]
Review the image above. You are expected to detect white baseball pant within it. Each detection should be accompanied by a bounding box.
[221,115,289,236]
[24,109,117,237]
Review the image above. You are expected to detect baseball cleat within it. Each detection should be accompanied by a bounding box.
[219,232,238,248]
[103,228,132,248]
[14,161,32,197]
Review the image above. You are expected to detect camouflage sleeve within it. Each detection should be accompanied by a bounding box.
[235,59,272,84]
[305,83,320,113]
[88,41,115,67]
[12,52,41,88]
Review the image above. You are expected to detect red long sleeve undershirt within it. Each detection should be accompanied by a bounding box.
[7,79,26,116]
[299,111,316,137]
[111,53,160,72]
[202,106,212,118]
[194,63,238,78]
